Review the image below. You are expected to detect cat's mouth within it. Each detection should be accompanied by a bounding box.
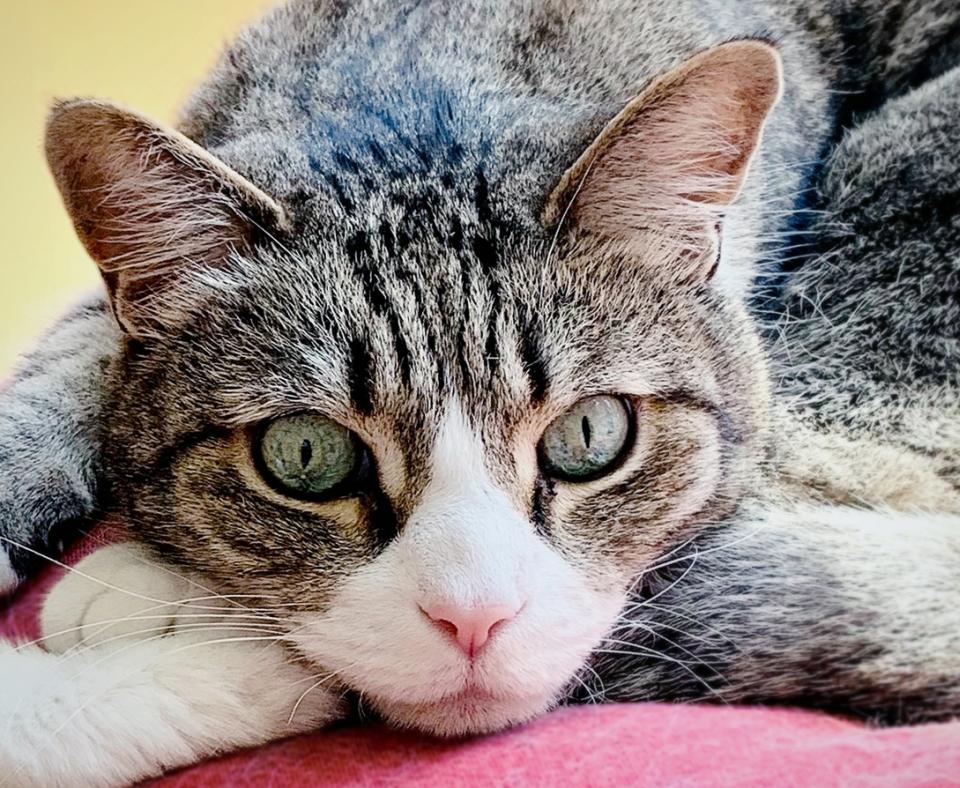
[370,681,557,737]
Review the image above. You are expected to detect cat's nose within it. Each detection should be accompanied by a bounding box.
[420,602,521,658]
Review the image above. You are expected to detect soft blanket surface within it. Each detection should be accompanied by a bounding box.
[2,528,958,787]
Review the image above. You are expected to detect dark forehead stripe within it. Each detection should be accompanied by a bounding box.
[343,218,547,410]
[310,95,549,409]
[518,307,550,403]
[348,336,375,415]
[291,74,561,405]
[374,218,508,402]
[348,229,415,393]
[471,170,504,378]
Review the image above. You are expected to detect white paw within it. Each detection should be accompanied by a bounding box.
[40,543,200,654]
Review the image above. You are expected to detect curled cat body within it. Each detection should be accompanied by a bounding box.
[1,0,959,784]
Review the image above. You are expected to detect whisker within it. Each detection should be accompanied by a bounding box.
[61,622,288,666]
[43,633,293,753]
[628,602,738,647]
[603,632,719,676]
[545,152,598,264]
[566,671,601,705]
[611,616,729,650]
[592,645,725,701]
[641,520,768,577]
[287,660,360,724]
[0,535,305,616]
[637,547,701,608]
[16,608,287,653]
[0,536,274,613]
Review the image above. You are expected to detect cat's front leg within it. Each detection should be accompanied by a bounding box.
[585,503,960,723]
[0,543,347,787]
[0,295,119,595]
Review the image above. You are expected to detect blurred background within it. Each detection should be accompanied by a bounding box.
[0,0,273,372]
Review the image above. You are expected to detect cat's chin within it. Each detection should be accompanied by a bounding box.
[372,687,557,737]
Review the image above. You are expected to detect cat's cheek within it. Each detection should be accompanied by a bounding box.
[548,407,725,577]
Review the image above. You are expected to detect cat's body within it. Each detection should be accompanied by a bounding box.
[2,0,960,784]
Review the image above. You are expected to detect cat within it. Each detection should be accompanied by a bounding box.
[1,0,959,784]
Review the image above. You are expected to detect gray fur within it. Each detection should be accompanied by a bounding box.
[774,63,960,465]
[0,297,118,589]
[581,504,960,723]
[2,0,959,729]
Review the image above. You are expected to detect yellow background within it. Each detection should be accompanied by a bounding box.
[0,0,273,372]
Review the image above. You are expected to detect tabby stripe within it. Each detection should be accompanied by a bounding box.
[349,229,414,391]
[386,310,413,388]
[456,244,474,395]
[474,166,493,224]
[531,475,555,536]
[366,490,400,550]
[138,425,234,488]
[518,310,550,403]
[657,390,742,445]
[348,336,375,415]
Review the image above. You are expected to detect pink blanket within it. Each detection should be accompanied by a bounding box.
[3,529,959,787]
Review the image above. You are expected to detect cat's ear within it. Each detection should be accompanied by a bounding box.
[544,40,782,283]
[45,99,288,338]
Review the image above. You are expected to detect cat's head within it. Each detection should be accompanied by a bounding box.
[46,41,779,735]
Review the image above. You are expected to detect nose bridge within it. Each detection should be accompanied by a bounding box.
[406,486,527,608]
[402,399,528,608]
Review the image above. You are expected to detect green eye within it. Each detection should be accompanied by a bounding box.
[256,413,364,499]
[540,395,633,481]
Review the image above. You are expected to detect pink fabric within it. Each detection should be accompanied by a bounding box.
[150,705,960,788]
[3,527,959,787]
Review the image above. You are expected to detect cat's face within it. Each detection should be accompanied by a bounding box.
[100,218,767,734]
[46,42,780,734]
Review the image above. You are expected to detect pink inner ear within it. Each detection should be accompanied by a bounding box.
[548,41,782,247]
[45,100,288,338]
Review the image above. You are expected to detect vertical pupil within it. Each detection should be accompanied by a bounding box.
[581,416,592,448]
[300,438,313,469]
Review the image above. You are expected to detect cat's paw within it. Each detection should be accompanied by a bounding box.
[0,625,346,787]
[0,515,67,599]
[40,542,200,654]
[0,463,95,598]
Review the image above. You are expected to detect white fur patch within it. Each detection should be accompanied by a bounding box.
[0,549,18,596]
[41,543,194,654]
[0,634,341,786]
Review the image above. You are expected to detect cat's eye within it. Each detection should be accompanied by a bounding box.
[539,395,633,481]
[255,413,366,500]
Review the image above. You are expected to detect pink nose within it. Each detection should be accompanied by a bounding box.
[421,602,520,658]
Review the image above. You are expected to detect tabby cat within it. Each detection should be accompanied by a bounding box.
[1,0,959,784]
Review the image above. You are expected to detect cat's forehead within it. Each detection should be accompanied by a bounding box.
[232,220,560,416]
